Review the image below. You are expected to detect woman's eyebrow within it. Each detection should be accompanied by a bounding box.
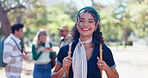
[79,18,94,20]
[88,18,95,20]
[79,18,85,20]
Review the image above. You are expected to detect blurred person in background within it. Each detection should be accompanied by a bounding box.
[57,25,71,77]
[32,29,54,78]
[3,23,27,78]
[58,25,70,48]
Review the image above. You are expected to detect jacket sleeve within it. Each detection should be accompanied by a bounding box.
[32,44,42,60]
[3,41,21,64]
[49,42,52,48]
[103,45,116,68]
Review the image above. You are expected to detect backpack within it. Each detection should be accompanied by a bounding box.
[0,38,7,67]
[0,37,22,67]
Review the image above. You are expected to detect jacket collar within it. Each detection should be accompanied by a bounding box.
[9,34,21,43]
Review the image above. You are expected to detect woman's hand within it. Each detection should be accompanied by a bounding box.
[22,49,27,55]
[41,48,49,52]
[22,54,27,60]
[62,56,72,70]
[97,57,119,78]
[97,57,110,71]
[48,48,53,52]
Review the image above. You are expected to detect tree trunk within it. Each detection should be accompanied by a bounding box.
[124,27,128,47]
[91,0,95,6]
[146,31,148,45]
[0,5,11,37]
[17,11,24,49]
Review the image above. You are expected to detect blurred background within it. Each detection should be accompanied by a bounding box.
[0,0,148,78]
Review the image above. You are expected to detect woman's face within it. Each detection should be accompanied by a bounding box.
[39,35,47,43]
[77,12,97,39]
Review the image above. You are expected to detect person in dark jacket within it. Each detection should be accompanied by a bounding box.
[52,6,119,78]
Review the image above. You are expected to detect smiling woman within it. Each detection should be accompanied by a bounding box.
[77,12,96,39]
[51,6,119,78]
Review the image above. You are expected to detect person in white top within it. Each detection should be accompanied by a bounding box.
[3,23,26,78]
[32,29,54,78]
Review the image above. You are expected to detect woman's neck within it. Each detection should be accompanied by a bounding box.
[80,36,92,41]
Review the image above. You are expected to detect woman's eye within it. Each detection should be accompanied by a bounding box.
[89,21,94,23]
[79,20,85,22]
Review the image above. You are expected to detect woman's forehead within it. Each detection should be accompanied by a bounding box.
[39,35,47,38]
[79,13,95,20]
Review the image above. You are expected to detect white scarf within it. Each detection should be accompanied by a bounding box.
[72,38,92,78]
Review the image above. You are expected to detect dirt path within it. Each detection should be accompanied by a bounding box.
[1,46,148,78]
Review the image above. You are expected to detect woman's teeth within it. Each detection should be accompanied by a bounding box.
[82,28,90,30]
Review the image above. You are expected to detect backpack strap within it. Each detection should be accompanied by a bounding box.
[65,43,103,77]
[100,44,103,78]
[11,37,23,53]
[66,42,72,78]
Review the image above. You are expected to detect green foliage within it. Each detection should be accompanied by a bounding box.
[1,0,147,45]
[22,1,76,45]
[100,0,148,44]
[100,5,124,41]
[127,0,148,38]
[46,2,75,34]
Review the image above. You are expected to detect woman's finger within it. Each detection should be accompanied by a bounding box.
[97,57,100,61]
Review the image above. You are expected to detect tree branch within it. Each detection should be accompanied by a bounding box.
[6,4,25,13]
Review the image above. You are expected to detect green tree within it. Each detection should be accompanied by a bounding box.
[128,0,148,44]
[23,1,49,37]
[22,1,77,45]
[46,2,76,44]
